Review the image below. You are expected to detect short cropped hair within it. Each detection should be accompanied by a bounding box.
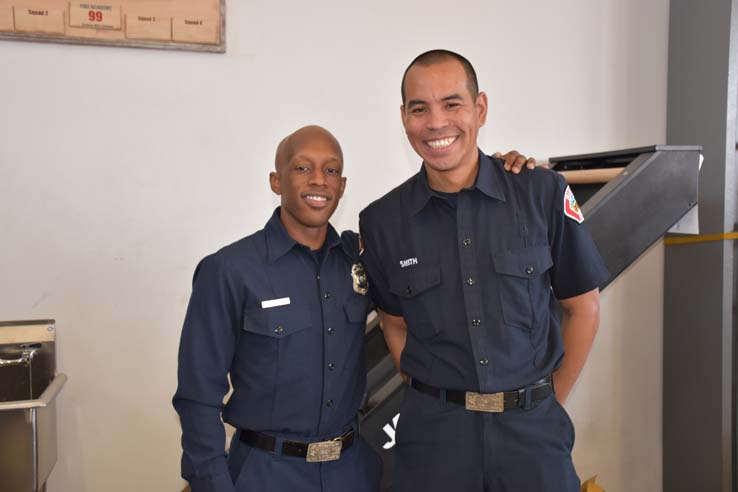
[401,49,479,103]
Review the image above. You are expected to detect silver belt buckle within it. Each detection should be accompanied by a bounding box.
[306,440,342,463]
[465,391,505,412]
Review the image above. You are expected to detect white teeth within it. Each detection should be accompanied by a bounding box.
[306,195,327,202]
[427,137,456,149]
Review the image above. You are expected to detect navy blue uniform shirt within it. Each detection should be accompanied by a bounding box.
[359,152,608,393]
[173,209,369,492]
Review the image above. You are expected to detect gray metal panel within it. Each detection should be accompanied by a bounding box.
[668,1,733,233]
[550,145,701,165]
[734,235,738,491]
[0,408,35,492]
[35,400,58,490]
[666,1,738,492]
[583,149,699,288]
[664,241,726,492]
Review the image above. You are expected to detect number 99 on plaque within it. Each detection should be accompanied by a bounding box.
[69,3,121,30]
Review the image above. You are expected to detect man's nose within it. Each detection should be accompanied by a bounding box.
[426,107,448,130]
[309,168,327,186]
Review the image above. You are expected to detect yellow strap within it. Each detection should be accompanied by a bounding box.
[664,232,738,245]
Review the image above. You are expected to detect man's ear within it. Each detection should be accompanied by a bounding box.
[476,91,488,127]
[400,104,407,129]
[269,171,281,195]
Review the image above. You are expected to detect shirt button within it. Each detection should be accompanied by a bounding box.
[274,326,284,335]
[466,277,475,286]
[327,327,334,335]
[317,275,321,280]
[328,362,335,370]
[405,286,413,295]
[472,319,481,327]
[326,399,333,407]
[479,357,489,366]
[526,266,534,275]
[463,238,472,247]
[323,291,331,299]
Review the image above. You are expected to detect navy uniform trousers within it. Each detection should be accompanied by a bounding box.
[392,387,578,492]
[226,430,381,492]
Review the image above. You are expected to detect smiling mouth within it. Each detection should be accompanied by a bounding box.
[426,136,458,150]
[303,194,330,208]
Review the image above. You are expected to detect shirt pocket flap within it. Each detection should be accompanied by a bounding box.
[344,297,368,323]
[243,304,311,338]
[388,265,441,298]
[493,246,553,278]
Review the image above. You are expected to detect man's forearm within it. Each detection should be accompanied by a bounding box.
[377,310,408,376]
[554,289,600,403]
[384,323,407,372]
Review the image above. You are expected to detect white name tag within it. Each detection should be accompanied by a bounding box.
[261,297,290,309]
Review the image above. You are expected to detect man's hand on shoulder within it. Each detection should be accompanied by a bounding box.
[494,150,542,174]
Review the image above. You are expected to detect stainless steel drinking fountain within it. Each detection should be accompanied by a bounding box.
[0,320,67,492]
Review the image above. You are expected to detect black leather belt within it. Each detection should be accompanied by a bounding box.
[411,375,553,412]
[239,428,355,462]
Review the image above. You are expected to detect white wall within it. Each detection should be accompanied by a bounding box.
[0,1,669,490]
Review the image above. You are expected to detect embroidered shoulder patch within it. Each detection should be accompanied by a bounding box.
[563,185,584,223]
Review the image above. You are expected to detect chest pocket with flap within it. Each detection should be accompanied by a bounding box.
[492,246,553,330]
[388,264,441,339]
[243,303,312,338]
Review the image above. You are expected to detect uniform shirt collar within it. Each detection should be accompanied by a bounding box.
[408,149,506,216]
[475,151,507,202]
[265,208,345,263]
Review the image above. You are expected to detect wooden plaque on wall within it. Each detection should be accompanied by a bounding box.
[0,0,225,53]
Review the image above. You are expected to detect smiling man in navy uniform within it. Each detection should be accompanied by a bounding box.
[359,51,609,491]
[173,126,381,492]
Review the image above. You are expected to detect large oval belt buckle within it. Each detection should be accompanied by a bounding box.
[306,440,342,462]
[465,391,504,413]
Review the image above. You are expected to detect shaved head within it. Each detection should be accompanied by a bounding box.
[269,125,347,250]
[275,125,343,171]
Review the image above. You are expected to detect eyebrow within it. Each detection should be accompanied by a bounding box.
[291,154,342,166]
[406,93,464,107]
